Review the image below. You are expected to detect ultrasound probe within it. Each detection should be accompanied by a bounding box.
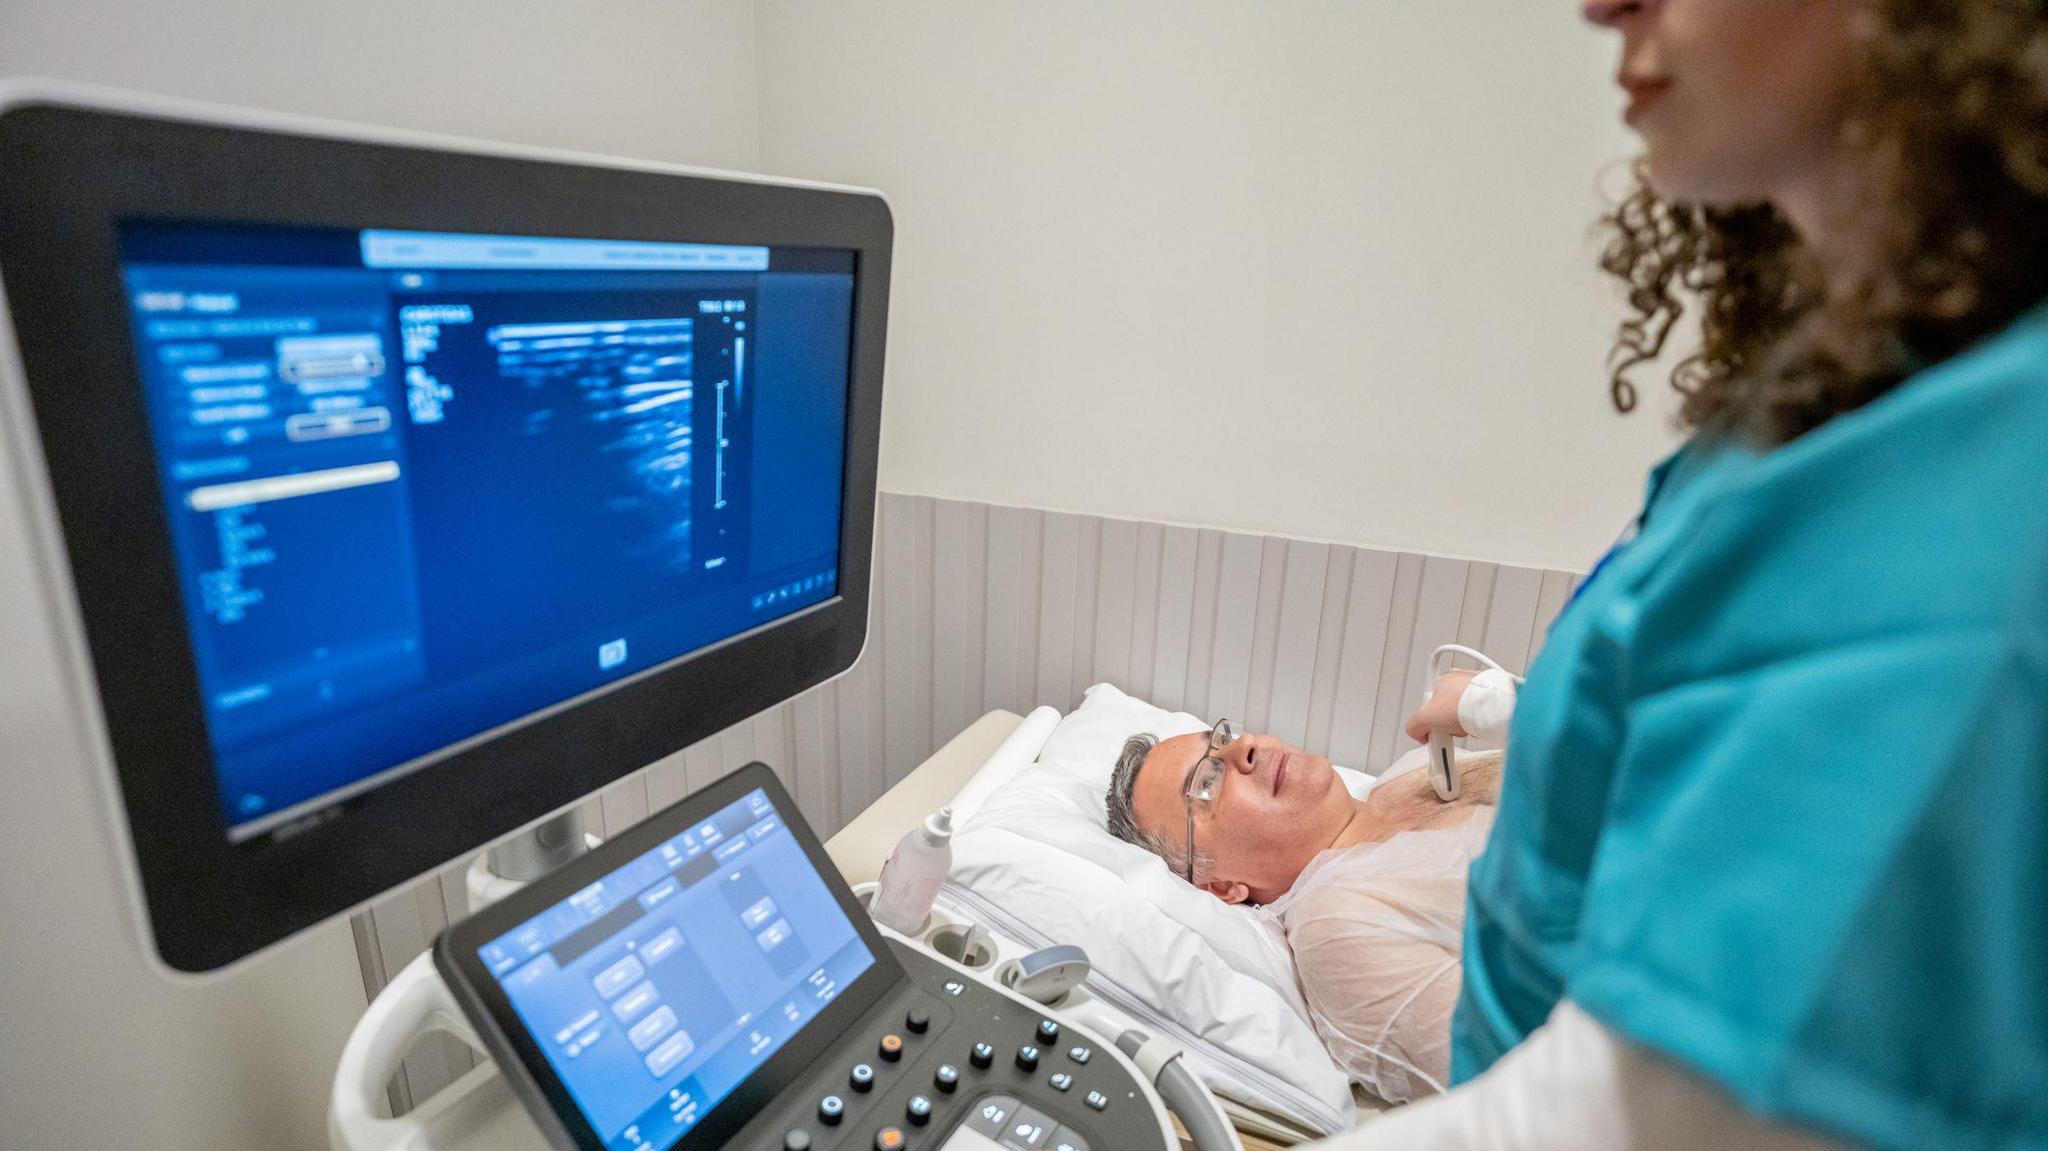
[1421,644,1521,801]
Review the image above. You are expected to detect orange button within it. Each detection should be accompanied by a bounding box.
[874,1128,905,1151]
[879,1033,904,1061]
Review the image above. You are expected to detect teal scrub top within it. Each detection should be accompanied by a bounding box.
[1450,308,2048,1150]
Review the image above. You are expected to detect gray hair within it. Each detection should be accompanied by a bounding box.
[1104,732,1213,882]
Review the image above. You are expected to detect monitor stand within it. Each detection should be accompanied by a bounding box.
[334,810,602,1151]
[469,809,601,913]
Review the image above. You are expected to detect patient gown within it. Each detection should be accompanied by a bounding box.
[1267,809,1495,1105]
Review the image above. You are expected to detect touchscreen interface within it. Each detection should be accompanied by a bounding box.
[478,787,874,1151]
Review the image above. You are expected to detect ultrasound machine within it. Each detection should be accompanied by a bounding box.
[0,85,1226,1151]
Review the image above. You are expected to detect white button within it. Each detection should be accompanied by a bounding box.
[628,1006,677,1052]
[643,1028,696,1077]
[593,954,646,998]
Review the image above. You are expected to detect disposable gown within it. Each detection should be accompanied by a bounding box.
[1266,807,1496,1104]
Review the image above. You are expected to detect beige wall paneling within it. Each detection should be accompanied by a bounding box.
[1362,553,1426,771]
[1035,511,1083,714]
[790,689,837,833]
[599,775,651,840]
[1481,565,1547,677]
[981,504,1032,716]
[1091,517,1140,691]
[834,661,880,829]
[1324,548,1400,769]
[1300,546,1359,757]
[1262,540,1333,749]
[1455,564,1500,661]
[879,494,927,790]
[1147,526,1200,712]
[1125,523,1166,702]
[1202,532,1265,726]
[754,709,794,804]
[933,500,989,744]
[1530,570,1580,669]
[1239,536,1292,735]
[1067,516,1104,708]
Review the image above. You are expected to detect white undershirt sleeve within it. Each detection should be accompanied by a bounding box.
[1454,668,1519,745]
[1299,1001,1851,1151]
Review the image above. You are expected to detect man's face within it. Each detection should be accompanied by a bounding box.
[1129,728,1358,905]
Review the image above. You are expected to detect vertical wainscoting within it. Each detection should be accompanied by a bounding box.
[353,492,1580,1108]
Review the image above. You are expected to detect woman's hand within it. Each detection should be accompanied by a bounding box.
[1404,669,1480,744]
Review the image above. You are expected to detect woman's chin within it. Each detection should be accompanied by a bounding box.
[1639,150,1708,203]
[1640,145,1775,210]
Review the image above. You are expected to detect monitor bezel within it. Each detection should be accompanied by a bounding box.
[0,98,890,972]
[436,764,904,1151]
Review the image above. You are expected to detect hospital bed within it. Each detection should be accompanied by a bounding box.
[825,697,1402,1149]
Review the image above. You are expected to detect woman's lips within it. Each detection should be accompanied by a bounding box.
[1621,77,1673,125]
[1272,755,1288,795]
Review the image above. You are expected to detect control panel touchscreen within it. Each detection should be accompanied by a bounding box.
[477,787,874,1151]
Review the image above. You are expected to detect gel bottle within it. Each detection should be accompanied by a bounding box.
[869,806,954,936]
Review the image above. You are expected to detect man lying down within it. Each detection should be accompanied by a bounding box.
[1104,674,1514,1104]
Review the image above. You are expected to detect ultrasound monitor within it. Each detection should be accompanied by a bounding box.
[118,223,850,838]
[0,93,890,970]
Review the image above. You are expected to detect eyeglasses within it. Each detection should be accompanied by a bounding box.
[1182,718,1243,883]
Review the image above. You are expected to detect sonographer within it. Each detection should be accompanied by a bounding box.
[1315,1,2048,1147]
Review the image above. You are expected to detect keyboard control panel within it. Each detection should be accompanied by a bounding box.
[731,942,1159,1151]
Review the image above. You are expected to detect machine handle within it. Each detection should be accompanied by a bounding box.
[329,951,489,1151]
[1116,1028,1245,1151]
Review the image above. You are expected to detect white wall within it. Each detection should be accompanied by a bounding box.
[0,4,763,1148]
[756,0,1681,571]
[0,0,763,169]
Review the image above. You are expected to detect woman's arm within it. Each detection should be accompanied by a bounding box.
[1305,1002,1852,1151]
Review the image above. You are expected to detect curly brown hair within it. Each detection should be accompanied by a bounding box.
[1602,0,2048,444]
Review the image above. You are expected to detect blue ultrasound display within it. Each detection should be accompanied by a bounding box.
[115,226,855,835]
[481,788,874,1150]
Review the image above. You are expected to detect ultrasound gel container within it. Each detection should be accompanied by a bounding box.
[869,805,954,936]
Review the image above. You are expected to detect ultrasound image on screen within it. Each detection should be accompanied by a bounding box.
[485,315,699,572]
[397,291,754,670]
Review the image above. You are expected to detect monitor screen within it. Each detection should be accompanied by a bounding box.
[479,785,873,1151]
[115,224,854,838]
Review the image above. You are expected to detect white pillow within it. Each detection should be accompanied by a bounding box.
[941,829,1356,1133]
[945,683,1372,1132]
[946,706,1063,826]
[960,754,1304,1004]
